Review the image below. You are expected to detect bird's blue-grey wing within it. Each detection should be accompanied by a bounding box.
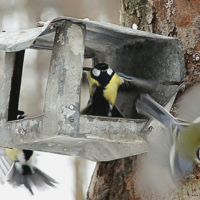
[117,71,157,91]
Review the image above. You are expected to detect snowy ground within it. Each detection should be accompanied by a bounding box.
[0,152,96,200]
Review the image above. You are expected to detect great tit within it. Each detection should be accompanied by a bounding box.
[0,111,57,195]
[135,85,200,196]
[82,63,156,117]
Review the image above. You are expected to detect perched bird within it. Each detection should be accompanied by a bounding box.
[135,85,200,197]
[0,111,57,195]
[82,63,156,117]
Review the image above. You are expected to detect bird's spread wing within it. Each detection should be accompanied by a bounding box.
[135,128,178,198]
[117,72,157,91]
[0,154,14,184]
[170,143,193,177]
[83,68,157,91]
[176,84,200,123]
[31,167,58,187]
[136,94,179,129]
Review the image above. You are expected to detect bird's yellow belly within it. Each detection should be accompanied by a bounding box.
[103,85,118,106]
[103,73,123,106]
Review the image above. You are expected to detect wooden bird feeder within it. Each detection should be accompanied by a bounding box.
[0,17,185,161]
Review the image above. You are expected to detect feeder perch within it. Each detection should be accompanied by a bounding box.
[0,17,185,161]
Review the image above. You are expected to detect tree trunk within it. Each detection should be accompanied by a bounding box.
[87,0,200,199]
[75,158,86,200]
[87,157,139,200]
[120,0,200,86]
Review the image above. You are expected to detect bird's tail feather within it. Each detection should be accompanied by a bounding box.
[81,103,124,118]
[8,165,34,194]
[7,164,57,195]
[31,167,57,188]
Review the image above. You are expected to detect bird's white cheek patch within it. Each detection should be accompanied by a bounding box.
[92,68,100,77]
[107,68,113,75]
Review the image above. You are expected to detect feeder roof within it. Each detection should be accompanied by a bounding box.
[0,16,176,53]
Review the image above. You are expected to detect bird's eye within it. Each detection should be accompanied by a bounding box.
[196,148,200,161]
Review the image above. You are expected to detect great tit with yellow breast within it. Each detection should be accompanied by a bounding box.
[82,63,156,117]
[135,85,200,196]
[0,111,57,195]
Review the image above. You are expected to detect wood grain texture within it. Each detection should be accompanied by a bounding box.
[87,0,200,199]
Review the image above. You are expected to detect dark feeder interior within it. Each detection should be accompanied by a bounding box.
[0,17,185,161]
[82,20,185,119]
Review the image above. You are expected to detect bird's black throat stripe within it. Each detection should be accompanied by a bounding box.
[92,87,111,116]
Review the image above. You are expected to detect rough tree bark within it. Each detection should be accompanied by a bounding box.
[87,0,200,199]
[120,0,200,86]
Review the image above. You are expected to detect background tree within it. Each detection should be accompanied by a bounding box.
[87,0,200,199]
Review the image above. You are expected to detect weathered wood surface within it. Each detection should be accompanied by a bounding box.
[87,0,200,199]
[0,18,184,161]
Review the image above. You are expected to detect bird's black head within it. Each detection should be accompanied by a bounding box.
[94,63,109,71]
[91,63,114,87]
